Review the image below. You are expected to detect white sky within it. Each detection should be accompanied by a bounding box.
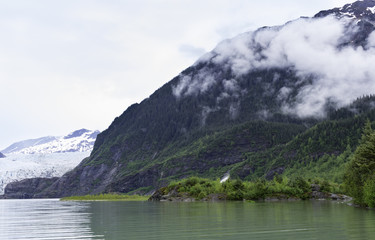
[0,0,352,150]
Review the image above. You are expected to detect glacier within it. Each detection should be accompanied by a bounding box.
[0,152,89,194]
[0,129,99,195]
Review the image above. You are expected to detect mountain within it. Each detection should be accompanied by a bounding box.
[2,136,57,154]
[2,129,100,154]
[4,0,375,198]
[0,152,5,158]
[315,0,375,20]
[0,129,99,195]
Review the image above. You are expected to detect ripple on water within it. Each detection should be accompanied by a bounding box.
[0,199,103,240]
[1,199,375,240]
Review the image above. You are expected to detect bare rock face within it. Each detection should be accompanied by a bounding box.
[3,177,59,199]
[315,0,375,21]
[33,162,115,198]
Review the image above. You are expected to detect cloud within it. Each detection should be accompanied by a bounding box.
[262,17,375,118]
[223,79,240,94]
[0,0,362,148]
[172,14,375,119]
[200,106,219,126]
[367,31,375,47]
[212,32,257,76]
[172,68,218,98]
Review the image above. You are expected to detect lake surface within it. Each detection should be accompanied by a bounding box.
[1,199,375,240]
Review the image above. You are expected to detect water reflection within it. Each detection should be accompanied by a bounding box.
[0,199,103,240]
[88,201,375,240]
[1,199,375,240]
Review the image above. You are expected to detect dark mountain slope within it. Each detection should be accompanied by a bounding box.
[232,98,375,182]
[315,0,375,48]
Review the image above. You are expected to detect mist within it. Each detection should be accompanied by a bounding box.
[172,15,375,118]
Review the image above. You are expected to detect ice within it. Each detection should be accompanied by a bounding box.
[0,152,89,194]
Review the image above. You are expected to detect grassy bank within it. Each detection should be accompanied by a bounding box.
[61,193,149,201]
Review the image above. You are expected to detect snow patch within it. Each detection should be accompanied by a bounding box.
[368,6,375,14]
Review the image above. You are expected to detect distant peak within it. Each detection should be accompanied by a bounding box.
[64,129,91,139]
[315,0,375,20]
[2,129,101,154]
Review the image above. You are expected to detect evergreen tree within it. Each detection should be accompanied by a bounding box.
[345,120,375,205]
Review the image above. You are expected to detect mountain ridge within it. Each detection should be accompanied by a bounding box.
[4,0,375,198]
[2,129,100,155]
[315,0,375,20]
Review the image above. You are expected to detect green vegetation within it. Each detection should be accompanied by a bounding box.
[345,120,375,207]
[163,176,340,201]
[52,88,375,197]
[82,101,375,197]
[60,193,149,201]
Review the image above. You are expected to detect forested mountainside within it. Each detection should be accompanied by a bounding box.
[5,0,375,198]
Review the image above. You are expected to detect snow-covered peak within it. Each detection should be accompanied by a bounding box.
[2,136,57,154]
[2,129,100,155]
[64,128,97,139]
[315,0,375,21]
[0,152,5,158]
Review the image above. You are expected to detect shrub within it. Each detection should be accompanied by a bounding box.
[232,179,245,191]
[287,177,310,199]
[163,176,339,201]
[274,174,283,184]
[224,179,245,200]
[244,180,267,200]
[320,180,332,193]
[189,183,204,197]
[364,176,375,208]
[184,177,201,187]
[288,177,310,192]
[227,189,244,200]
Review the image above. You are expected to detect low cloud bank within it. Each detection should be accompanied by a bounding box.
[173,15,375,118]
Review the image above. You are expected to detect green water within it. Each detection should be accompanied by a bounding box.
[1,199,375,239]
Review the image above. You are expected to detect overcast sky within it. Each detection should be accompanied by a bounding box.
[0,0,353,149]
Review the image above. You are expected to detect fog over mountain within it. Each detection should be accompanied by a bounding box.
[173,2,375,119]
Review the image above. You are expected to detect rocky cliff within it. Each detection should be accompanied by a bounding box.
[3,177,58,199]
